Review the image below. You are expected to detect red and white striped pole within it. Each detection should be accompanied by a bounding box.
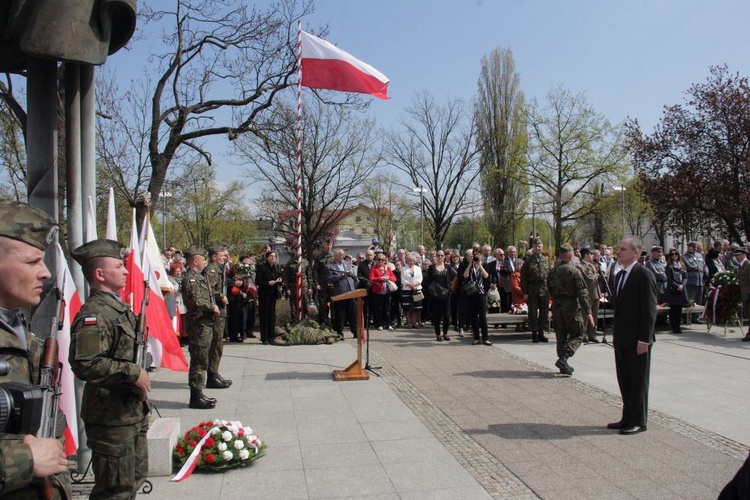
[295,21,304,322]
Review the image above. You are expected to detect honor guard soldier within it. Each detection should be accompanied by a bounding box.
[70,239,150,499]
[0,201,71,499]
[520,239,550,343]
[315,239,334,325]
[204,245,231,389]
[181,246,218,409]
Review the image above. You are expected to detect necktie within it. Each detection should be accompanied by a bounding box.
[616,270,627,296]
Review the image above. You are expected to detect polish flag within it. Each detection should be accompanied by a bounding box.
[300,30,389,100]
[54,243,81,456]
[142,220,172,295]
[123,211,188,372]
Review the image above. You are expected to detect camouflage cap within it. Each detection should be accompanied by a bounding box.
[71,239,126,266]
[0,200,58,250]
[207,244,226,256]
[558,243,573,254]
[183,245,206,258]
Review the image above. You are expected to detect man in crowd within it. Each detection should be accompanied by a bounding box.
[607,237,658,435]
[577,247,601,343]
[548,244,595,375]
[70,238,150,498]
[726,242,741,270]
[521,239,549,343]
[735,248,750,342]
[489,247,513,314]
[683,241,707,323]
[644,245,667,300]
[204,245,231,389]
[182,246,219,409]
[0,201,71,498]
[357,249,375,322]
[328,248,358,338]
[481,244,494,265]
[416,245,427,265]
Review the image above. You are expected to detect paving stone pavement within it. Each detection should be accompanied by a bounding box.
[68,321,747,499]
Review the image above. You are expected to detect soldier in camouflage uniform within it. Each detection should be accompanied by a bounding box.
[181,246,218,409]
[284,257,311,319]
[70,239,150,499]
[548,244,595,376]
[204,245,231,389]
[314,239,334,325]
[576,248,601,343]
[520,240,550,343]
[0,201,71,499]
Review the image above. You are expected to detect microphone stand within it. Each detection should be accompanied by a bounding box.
[334,270,381,376]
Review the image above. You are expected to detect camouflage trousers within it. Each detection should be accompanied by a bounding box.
[207,310,226,375]
[188,321,213,390]
[86,417,149,500]
[552,304,585,359]
[527,294,549,333]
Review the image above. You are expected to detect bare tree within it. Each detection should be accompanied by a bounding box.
[236,97,381,264]
[475,48,529,247]
[526,86,627,249]
[0,99,27,200]
[387,91,480,249]
[359,173,413,250]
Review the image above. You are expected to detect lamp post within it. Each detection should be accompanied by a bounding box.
[613,185,626,235]
[413,186,427,245]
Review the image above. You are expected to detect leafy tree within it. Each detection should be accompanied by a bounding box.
[475,48,529,248]
[0,100,26,200]
[359,173,413,251]
[236,97,381,266]
[627,65,750,243]
[526,86,627,249]
[387,91,480,249]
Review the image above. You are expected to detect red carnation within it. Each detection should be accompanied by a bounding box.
[197,428,208,438]
[205,453,215,464]
[237,428,245,437]
[176,446,185,455]
[205,437,215,448]
[190,440,198,447]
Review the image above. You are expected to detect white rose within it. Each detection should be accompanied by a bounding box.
[234,440,245,450]
[222,431,232,442]
[238,449,250,460]
[217,442,227,451]
[222,450,233,461]
[220,420,228,426]
[244,427,252,435]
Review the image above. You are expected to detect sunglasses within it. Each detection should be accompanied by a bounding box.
[377,258,386,262]
[436,254,445,257]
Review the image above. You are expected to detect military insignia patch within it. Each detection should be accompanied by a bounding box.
[209,269,216,274]
[189,279,197,283]
[84,317,97,326]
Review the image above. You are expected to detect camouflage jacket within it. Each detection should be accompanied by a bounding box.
[315,251,334,288]
[576,261,602,301]
[0,323,71,499]
[69,290,147,426]
[182,269,215,321]
[548,262,591,317]
[204,262,226,310]
[520,254,550,296]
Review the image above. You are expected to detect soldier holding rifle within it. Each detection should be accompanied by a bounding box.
[69,239,150,499]
[0,201,71,499]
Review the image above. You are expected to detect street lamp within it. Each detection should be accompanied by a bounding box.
[413,186,427,245]
[613,185,626,235]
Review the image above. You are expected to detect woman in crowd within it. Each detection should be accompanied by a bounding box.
[427,250,456,341]
[463,250,491,345]
[168,263,187,345]
[370,252,397,330]
[448,252,462,334]
[400,253,423,328]
[420,257,432,325]
[706,247,725,282]
[241,254,258,339]
[664,248,689,334]
[256,250,283,344]
[391,251,405,327]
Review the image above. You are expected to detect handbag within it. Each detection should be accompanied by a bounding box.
[450,277,459,294]
[486,287,501,304]
[462,281,478,296]
[387,280,398,292]
[413,290,425,302]
[428,281,450,300]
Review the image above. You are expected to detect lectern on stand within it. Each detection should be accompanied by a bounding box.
[331,288,369,381]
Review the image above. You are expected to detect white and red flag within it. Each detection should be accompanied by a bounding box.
[300,30,389,100]
[54,242,81,456]
[123,210,188,372]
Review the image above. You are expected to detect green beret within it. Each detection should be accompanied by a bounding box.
[71,239,126,266]
[207,244,225,256]
[0,200,58,250]
[183,245,206,258]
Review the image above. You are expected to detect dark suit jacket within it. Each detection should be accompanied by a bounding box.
[611,262,658,348]
[489,259,513,293]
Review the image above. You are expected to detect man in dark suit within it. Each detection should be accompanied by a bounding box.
[328,248,358,338]
[607,236,658,435]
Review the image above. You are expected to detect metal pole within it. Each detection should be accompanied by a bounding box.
[26,58,58,218]
[420,189,424,245]
[80,66,96,222]
[621,186,626,235]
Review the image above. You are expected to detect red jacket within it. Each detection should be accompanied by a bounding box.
[369,265,396,294]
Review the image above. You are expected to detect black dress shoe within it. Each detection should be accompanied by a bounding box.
[607,420,629,429]
[742,335,750,342]
[619,425,647,435]
[588,338,600,343]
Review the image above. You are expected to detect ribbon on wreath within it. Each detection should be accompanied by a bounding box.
[172,426,220,482]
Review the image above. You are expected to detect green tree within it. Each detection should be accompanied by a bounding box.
[0,101,26,200]
[475,48,529,248]
[526,86,627,249]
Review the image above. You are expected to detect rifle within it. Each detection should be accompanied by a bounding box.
[38,283,65,500]
[134,278,152,392]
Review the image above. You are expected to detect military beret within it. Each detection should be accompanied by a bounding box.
[651,246,663,252]
[580,247,593,256]
[183,245,206,258]
[207,244,225,255]
[734,248,748,256]
[71,239,126,266]
[0,200,58,250]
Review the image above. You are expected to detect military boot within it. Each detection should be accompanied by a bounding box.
[206,373,232,389]
[555,357,574,376]
[538,331,549,343]
[190,389,217,409]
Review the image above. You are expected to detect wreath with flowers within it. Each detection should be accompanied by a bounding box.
[703,270,741,327]
[172,420,266,479]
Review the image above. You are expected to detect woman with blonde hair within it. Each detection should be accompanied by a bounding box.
[400,253,423,328]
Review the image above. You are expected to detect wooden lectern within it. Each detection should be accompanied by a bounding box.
[331,288,369,381]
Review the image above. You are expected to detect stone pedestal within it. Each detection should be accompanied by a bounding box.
[147,417,181,476]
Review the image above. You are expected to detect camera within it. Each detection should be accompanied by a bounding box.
[473,256,480,263]
[0,360,45,435]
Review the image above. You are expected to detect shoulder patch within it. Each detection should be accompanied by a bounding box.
[190,278,197,283]
[83,317,97,326]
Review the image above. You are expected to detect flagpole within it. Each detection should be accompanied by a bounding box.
[295,20,304,322]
